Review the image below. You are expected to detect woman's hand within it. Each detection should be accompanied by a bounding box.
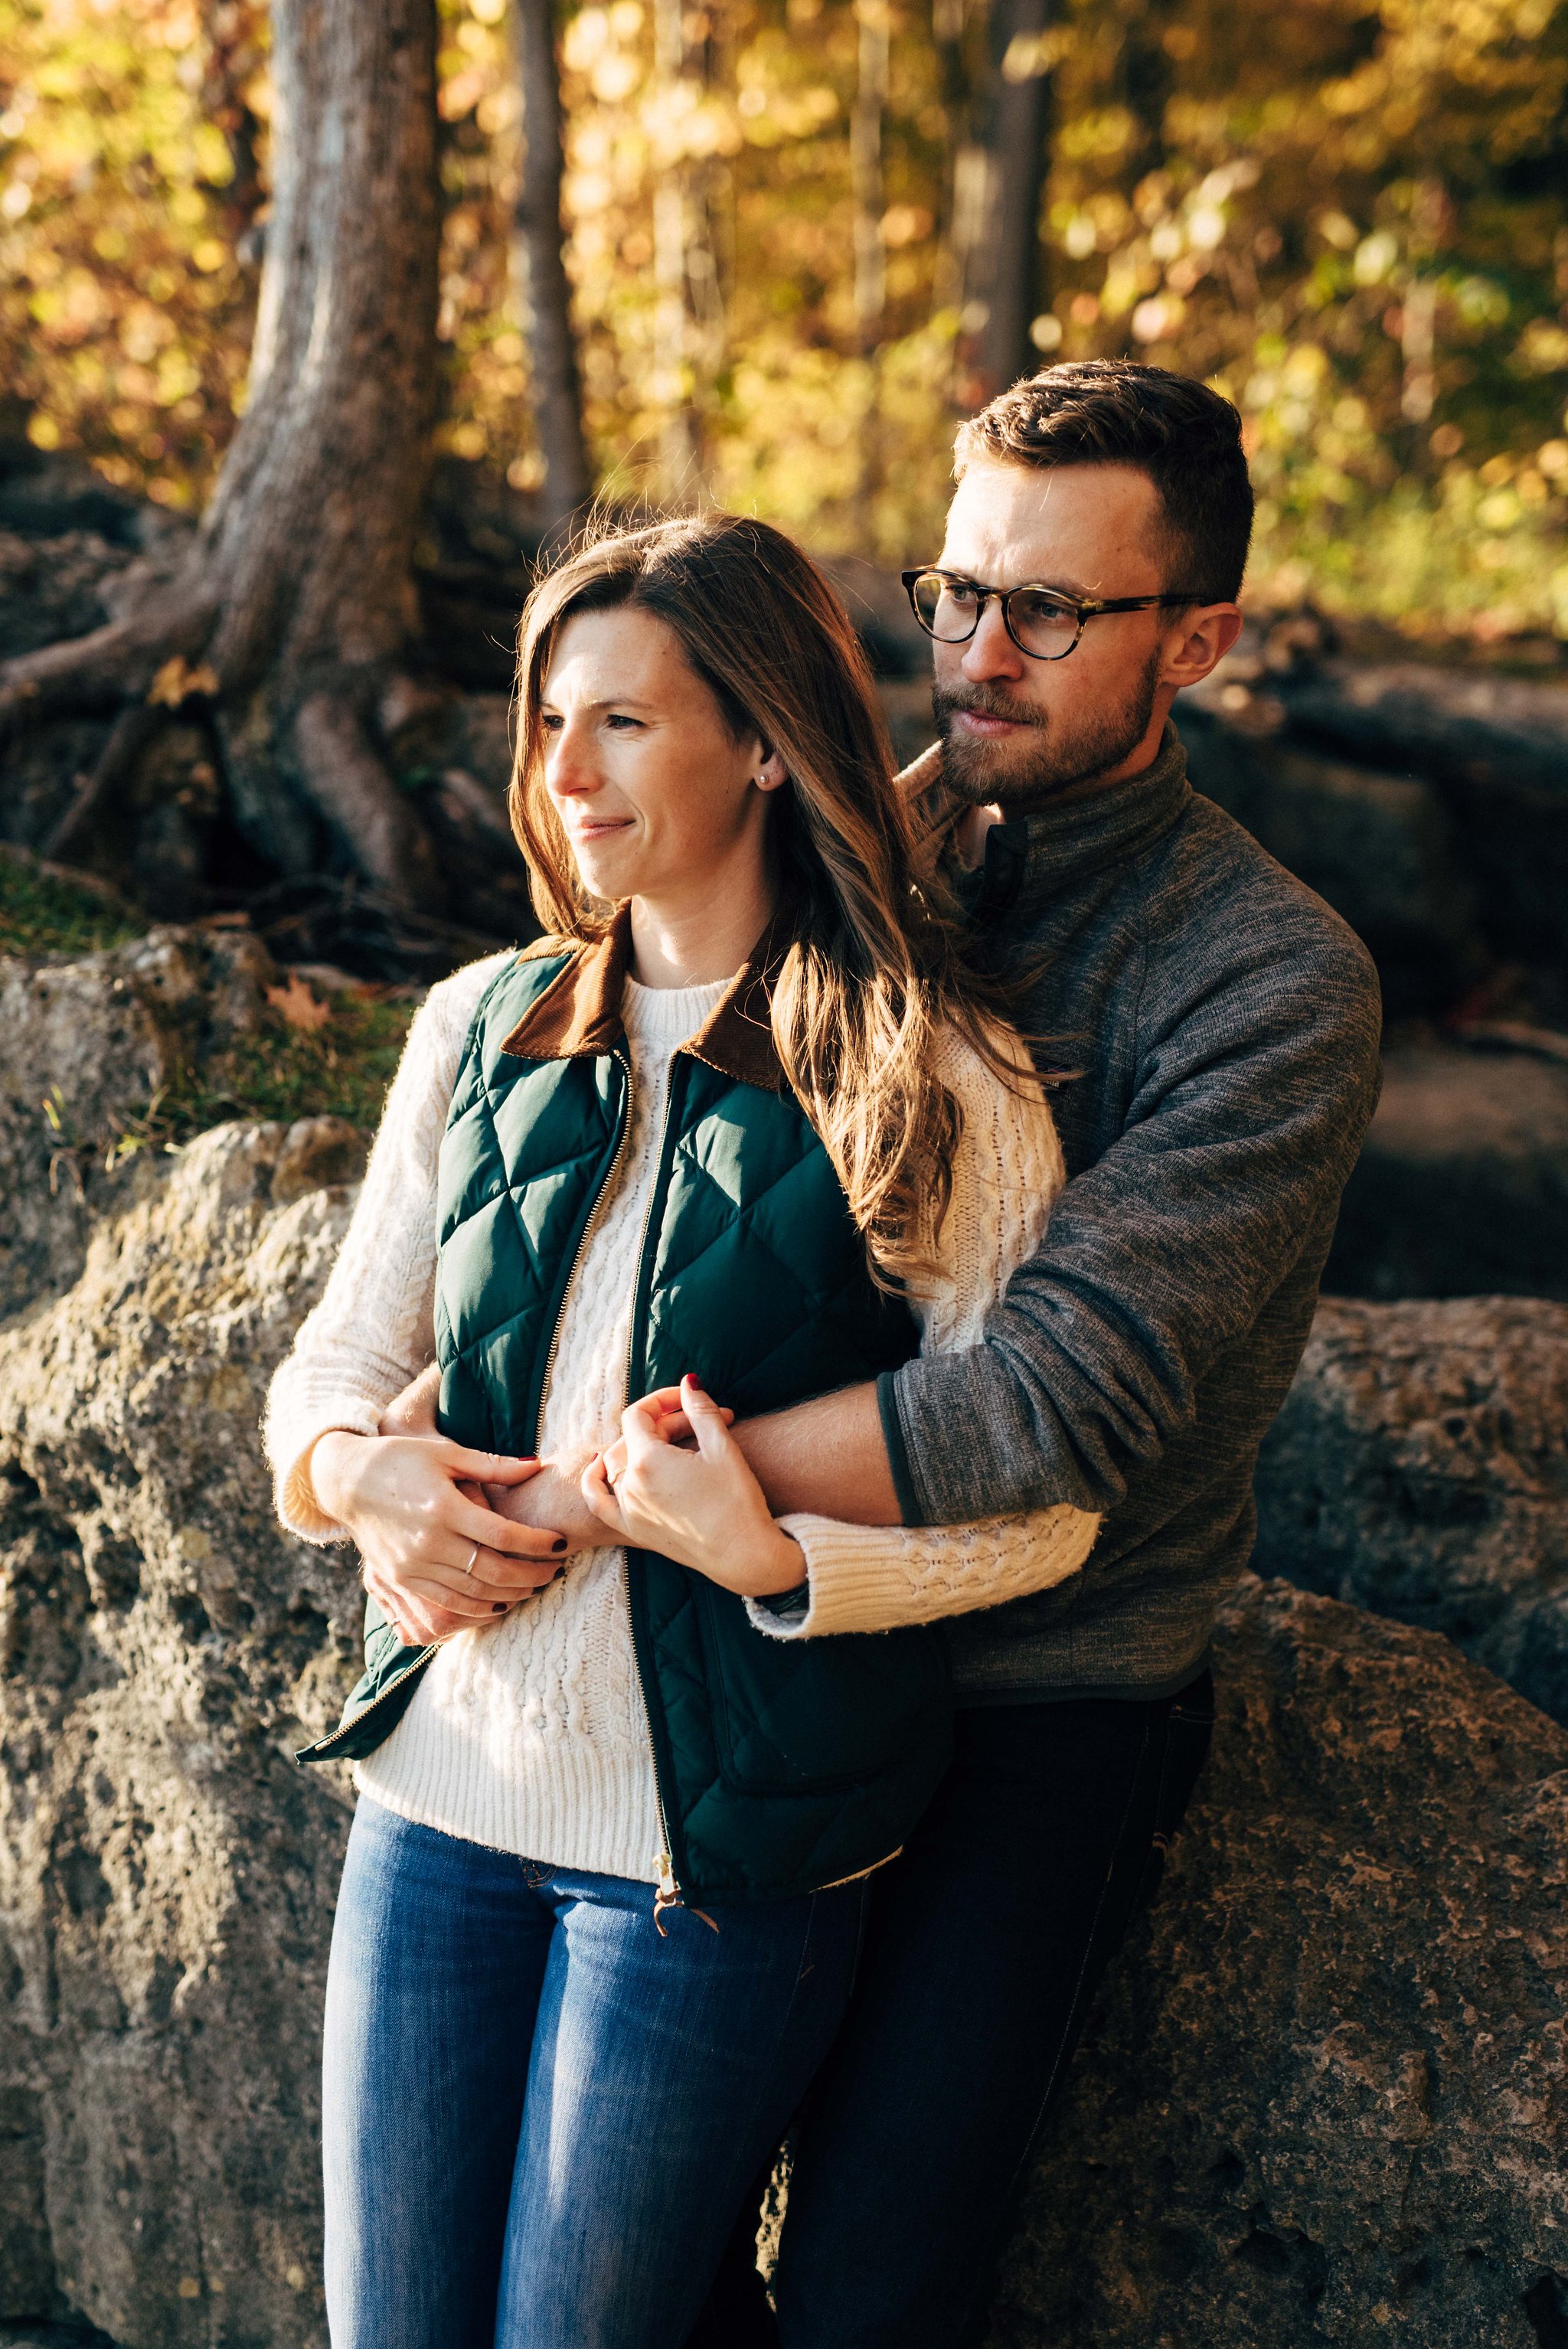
[311,1430,568,1646]
[581,1377,805,1599]
[377,1363,616,1553]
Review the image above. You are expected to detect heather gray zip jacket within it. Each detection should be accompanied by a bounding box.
[882,722,1383,1702]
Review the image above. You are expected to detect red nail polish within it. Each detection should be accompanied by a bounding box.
[685,1371,703,1392]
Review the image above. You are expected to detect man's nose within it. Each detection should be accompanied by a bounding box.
[960,598,1024,684]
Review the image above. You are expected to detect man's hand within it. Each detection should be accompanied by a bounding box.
[483,1454,612,1555]
[377,1364,612,1553]
[311,1429,567,1646]
[583,1377,804,1599]
[376,1362,900,1549]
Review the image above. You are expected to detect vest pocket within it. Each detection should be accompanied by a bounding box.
[697,1582,949,1796]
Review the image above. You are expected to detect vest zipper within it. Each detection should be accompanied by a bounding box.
[617,1051,715,1934]
[294,1642,440,1758]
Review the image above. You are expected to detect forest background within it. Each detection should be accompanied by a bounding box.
[3,0,1568,647]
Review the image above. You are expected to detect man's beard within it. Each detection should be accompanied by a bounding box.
[933,648,1164,809]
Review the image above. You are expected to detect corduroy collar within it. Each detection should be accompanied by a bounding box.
[498,901,789,1091]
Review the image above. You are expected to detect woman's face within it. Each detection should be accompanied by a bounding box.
[540,606,781,910]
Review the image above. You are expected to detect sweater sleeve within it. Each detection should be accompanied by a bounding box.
[882,883,1383,1525]
[747,1501,1099,1642]
[262,955,508,1544]
[744,1024,1101,1642]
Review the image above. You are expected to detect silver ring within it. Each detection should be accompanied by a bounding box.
[463,1542,479,1581]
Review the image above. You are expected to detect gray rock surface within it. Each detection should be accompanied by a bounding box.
[1283,661,1568,962]
[0,1121,364,2347]
[2,937,1566,2347]
[990,1576,1568,2348]
[0,923,280,1319]
[1255,1295,1568,1723]
[1327,1041,1568,1300]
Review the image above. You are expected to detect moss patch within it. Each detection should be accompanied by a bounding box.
[0,848,143,959]
[167,994,419,1138]
[2,849,420,1146]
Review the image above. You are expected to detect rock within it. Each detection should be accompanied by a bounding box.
[1326,1042,1568,1300]
[1178,711,1484,1015]
[272,1116,369,1206]
[0,926,280,1320]
[1279,662,1568,966]
[0,1120,364,2347]
[1255,1297,1568,1725]
[988,1576,1568,2348]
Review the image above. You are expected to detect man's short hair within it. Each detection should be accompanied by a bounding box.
[954,361,1253,606]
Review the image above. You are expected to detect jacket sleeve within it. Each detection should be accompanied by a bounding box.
[880,905,1383,1525]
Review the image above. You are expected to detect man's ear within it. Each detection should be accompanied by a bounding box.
[1161,603,1244,691]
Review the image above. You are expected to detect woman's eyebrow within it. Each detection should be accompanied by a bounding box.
[541,693,657,712]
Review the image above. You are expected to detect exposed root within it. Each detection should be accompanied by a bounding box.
[43,703,167,861]
[293,689,445,912]
[0,573,220,733]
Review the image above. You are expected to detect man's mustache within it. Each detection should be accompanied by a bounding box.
[933,684,1049,733]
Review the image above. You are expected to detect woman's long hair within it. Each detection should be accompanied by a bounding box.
[509,511,1030,1291]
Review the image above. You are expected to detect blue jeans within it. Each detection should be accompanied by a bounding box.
[321,1799,868,2349]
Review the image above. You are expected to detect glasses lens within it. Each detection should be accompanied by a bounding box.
[912,574,979,642]
[1008,590,1080,660]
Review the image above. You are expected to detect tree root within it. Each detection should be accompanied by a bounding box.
[0,573,219,733]
[4,573,452,920]
[293,689,445,911]
[42,702,167,861]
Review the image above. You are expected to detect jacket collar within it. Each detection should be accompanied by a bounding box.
[499,901,790,1092]
[909,720,1192,928]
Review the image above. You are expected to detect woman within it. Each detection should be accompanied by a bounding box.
[264,512,1098,2349]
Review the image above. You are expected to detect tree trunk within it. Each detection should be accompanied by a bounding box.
[852,0,890,517]
[652,0,724,502]
[853,0,889,355]
[0,0,447,911]
[510,0,592,536]
[955,0,1055,405]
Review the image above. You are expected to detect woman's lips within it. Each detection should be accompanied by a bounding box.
[570,817,635,841]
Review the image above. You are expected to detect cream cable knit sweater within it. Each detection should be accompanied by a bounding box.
[264,955,1098,1883]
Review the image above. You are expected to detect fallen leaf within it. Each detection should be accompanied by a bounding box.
[265,973,332,1032]
[147,655,220,708]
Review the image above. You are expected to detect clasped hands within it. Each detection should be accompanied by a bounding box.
[312,1365,802,1647]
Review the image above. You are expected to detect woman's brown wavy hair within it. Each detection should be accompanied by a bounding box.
[509,510,1030,1290]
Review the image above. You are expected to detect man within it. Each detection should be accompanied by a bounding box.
[393,361,1382,2343]
[679,360,1382,2346]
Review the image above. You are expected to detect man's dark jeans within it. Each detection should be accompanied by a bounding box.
[687,1671,1215,2349]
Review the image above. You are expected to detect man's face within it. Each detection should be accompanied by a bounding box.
[932,459,1197,805]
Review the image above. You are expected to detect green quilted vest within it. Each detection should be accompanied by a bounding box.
[299,914,952,1906]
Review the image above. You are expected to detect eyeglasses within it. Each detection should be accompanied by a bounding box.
[901,568,1200,663]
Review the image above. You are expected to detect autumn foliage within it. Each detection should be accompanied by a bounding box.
[3,0,1567,637]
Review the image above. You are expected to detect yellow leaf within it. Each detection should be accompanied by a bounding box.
[265,975,332,1034]
[147,656,219,707]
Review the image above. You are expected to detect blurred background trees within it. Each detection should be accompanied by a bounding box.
[2,0,1567,635]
